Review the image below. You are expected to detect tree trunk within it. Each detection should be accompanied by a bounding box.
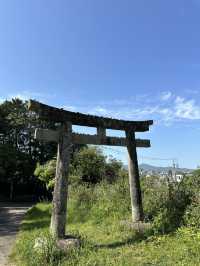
[50,122,72,238]
[126,130,144,222]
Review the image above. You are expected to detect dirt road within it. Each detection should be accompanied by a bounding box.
[0,203,31,266]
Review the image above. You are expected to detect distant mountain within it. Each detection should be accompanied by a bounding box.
[124,163,194,173]
[139,163,193,173]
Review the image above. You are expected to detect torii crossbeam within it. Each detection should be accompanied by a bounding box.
[28,100,153,238]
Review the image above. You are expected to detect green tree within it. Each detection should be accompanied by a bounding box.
[34,159,56,191]
[0,98,57,200]
[72,146,106,184]
[105,157,123,183]
[34,147,126,189]
[0,143,35,200]
[0,98,57,160]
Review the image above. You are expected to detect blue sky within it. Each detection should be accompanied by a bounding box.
[0,1,200,168]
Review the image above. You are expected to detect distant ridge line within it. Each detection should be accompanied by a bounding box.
[124,163,194,173]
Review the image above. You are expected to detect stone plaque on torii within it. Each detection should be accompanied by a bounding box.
[28,100,153,238]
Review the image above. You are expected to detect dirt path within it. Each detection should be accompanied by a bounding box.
[0,203,32,266]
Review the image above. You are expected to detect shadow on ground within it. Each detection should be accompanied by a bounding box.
[93,234,147,250]
[0,203,32,237]
[20,206,51,231]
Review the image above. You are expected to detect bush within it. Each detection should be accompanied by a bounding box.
[72,147,106,184]
[184,202,200,228]
[34,159,56,190]
[182,172,200,227]
[68,177,130,225]
[35,147,125,188]
[141,175,169,221]
[33,155,200,238]
[104,158,123,183]
[141,175,192,234]
[12,170,200,266]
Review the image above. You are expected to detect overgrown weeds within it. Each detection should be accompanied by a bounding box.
[11,174,200,265]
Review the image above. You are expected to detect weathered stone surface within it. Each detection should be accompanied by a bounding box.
[126,130,144,222]
[33,236,81,254]
[34,128,151,148]
[28,100,153,132]
[50,122,72,238]
[57,238,80,251]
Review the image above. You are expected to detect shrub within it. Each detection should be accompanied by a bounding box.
[72,147,106,184]
[142,175,192,234]
[184,201,200,228]
[34,159,56,190]
[35,147,125,188]
[68,178,130,225]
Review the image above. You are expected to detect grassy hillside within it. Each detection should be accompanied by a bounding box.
[11,176,200,266]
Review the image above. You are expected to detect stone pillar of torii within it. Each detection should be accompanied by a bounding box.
[28,100,153,238]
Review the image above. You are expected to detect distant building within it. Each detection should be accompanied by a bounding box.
[175,174,184,182]
[140,167,187,183]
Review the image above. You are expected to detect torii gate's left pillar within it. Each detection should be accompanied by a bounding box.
[50,122,72,238]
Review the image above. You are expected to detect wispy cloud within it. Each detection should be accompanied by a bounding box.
[4,89,200,127]
[6,90,56,103]
[175,96,200,119]
[62,105,77,112]
[92,107,110,116]
[68,91,200,126]
[161,91,172,101]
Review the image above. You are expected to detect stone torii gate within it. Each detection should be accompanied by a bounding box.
[28,100,153,238]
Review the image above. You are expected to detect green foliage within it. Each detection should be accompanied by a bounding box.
[142,175,191,234]
[141,175,169,220]
[0,98,58,199]
[104,157,124,183]
[182,171,200,228]
[36,147,125,188]
[0,98,27,135]
[72,147,106,184]
[184,201,200,228]
[12,174,200,266]
[68,178,130,225]
[12,204,68,266]
[0,97,57,163]
[71,147,125,185]
[0,143,35,200]
[33,159,199,236]
[34,159,56,190]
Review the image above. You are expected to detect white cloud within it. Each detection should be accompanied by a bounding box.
[174,96,200,119]
[132,95,200,123]
[8,93,29,101]
[62,105,77,112]
[7,90,56,103]
[83,94,200,126]
[94,107,108,115]
[74,95,200,126]
[5,90,199,127]
[161,91,172,101]
[89,107,112,117]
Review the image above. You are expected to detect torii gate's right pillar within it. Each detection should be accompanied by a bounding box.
[126,130,144,222]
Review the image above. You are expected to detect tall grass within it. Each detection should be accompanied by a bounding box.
[11,176,200,266]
